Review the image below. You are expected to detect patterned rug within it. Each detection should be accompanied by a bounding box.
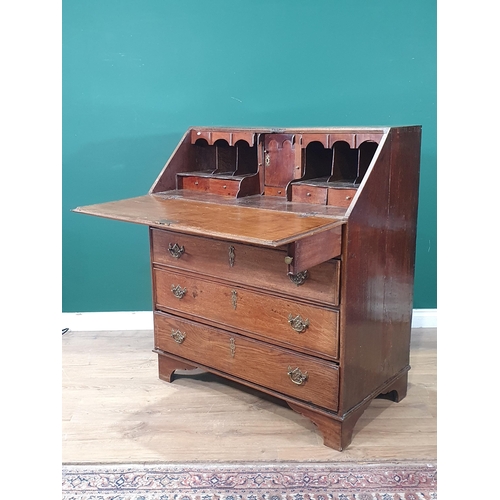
[62,462,437,499]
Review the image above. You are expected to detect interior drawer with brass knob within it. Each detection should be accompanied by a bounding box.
[150,228,340,306]
[154,311,339,412]
[153,267,339,359]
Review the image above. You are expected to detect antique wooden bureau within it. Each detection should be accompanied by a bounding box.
[74,126,421,450]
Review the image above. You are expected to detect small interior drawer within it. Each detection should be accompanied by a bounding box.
[177,175,241,196]
[327,187,357,207]
[291,184,328,204]
[154,311,339,412]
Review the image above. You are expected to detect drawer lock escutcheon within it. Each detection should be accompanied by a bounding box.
[229,338,236,358]
[288,270,309,286]
[171,329,186,344]
[231,290,237,310]
[168,243,185,259]
[288,314,309,333]
[171,284,187,299]
[228,246,235,267]
[287,366,308,386]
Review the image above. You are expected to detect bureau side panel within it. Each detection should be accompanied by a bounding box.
[149,130,195,193]
[339,126,421,414]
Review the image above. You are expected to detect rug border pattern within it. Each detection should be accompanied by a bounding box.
[62,462,437,500]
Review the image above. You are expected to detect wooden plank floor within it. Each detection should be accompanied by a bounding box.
[62,328,436,464]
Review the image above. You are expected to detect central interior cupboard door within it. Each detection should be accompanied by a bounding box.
[264,134,297,188]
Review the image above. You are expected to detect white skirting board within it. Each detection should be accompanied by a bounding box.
[62,309,437,332]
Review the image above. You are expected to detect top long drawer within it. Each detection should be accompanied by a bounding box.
[150,228,340,306]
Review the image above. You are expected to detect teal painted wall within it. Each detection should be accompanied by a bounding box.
[63,0,436,312]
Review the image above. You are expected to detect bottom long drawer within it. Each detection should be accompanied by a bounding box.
[154,311,339,412]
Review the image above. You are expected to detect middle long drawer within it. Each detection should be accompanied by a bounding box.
[153,267,339,360]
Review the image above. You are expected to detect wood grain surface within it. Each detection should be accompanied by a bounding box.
[154,312,339,411]
[151,228,341,306]
[74,194,343,247]
[153,268,339,359]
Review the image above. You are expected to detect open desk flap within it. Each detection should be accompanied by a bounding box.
[73,193,344,263]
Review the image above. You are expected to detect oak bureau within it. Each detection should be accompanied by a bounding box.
[74,126,421,450]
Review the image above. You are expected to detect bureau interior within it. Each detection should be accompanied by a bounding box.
[300,139,379,185]
[191,137,259,177]
[288,139,379,205]
[175,129,382,206]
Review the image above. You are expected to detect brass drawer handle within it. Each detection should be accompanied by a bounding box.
[168,243,185,258]
[288,270,309,286]
[287,366,308,385]
[171,329,186,344]
[288,314,309,333]
[171,284,187,299]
